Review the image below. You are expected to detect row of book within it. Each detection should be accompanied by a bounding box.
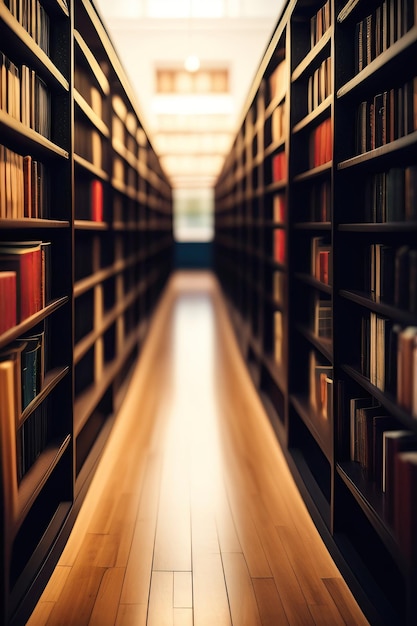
[0,146,49,219]
[356,78,417,154]
[310,0,331,49]
[349,396,417,561]
[364,166,417,222]
[309,117,332,168]
[361,315,417,416]
[4,0,51,56]
[355,0,415,73]
[311,236,331,285]
[307,57,331,114]
[0,52,51,138]
[0,240,51,331]
[366,243,417,312]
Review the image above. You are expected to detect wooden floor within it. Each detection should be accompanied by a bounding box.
[27,272,369,626]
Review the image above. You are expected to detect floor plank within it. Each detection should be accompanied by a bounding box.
[27,272,369,626]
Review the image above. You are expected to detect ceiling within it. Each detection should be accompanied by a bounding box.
[93,0,285,190]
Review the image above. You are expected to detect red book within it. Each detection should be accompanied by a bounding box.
[0,243,42,321]
[0,271,17,334]
[90,179,103,222]
[273,229,285,264]
[272,152,287,182]
[319,250,329,284]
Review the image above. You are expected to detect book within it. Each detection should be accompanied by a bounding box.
[311,236,331,284]
[372,415,398,490]
[394,245,410,309]
[0,271,17,335]
[273,271,285,304]
[384,431,417,522]
[272,151,287,182]
[0,241,42,321]
[90,179,103,222]
[273,228,285,265]
[274,310,283,365]
[273,194,285,223]
[397,326,417,411]
[0,360,19,517]
[394,451,417,563]
[313,294,332,339]
[350,397,374,462]
[268,58,287,104]
[309,118,332,167]
[17,331,45,411]
[309,350,332,419]
[356,404,383,475]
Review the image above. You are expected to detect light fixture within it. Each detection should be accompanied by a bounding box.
[184,54,200,73]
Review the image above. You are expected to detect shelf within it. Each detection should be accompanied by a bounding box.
[0,219,70,229]
[337,0,361,22]
[290,393,333,463]
[337,462,405,571]
[214,1,417,623]
[295,272,332,294]
[295,323,333,362]
[74,153,109,179]
[292,96,332,134]
[341,365,417,432]
[0,297,69,350]
[74,280,146,365]
[20,367,70,425]
[338,131,417,171]
[74,90,110,138]
[74,29,110,96]
[74,323,143,437]
[339,289,417,326]
[293,161,332,182]
[16,435,71,530]
[337,27,417,99]
[0,4,69,90]
[74,253,140,297]
[0,111,69,160]
[292,28,332,81]
[0,0,172,622]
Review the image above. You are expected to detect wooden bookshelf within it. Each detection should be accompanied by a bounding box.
[215,1,417,625]
[0,0,172,624]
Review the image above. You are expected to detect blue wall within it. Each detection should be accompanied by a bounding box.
[174,242,213,269]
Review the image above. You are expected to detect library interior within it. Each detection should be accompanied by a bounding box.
[1,0,417,624]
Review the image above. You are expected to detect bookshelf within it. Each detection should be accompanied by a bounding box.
[0,0,172,624]
[215,0,417,624]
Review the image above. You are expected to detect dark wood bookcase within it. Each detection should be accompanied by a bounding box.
[215,0,417,624]
[0,1,172,624]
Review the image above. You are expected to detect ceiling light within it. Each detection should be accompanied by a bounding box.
[184,55,200,72]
